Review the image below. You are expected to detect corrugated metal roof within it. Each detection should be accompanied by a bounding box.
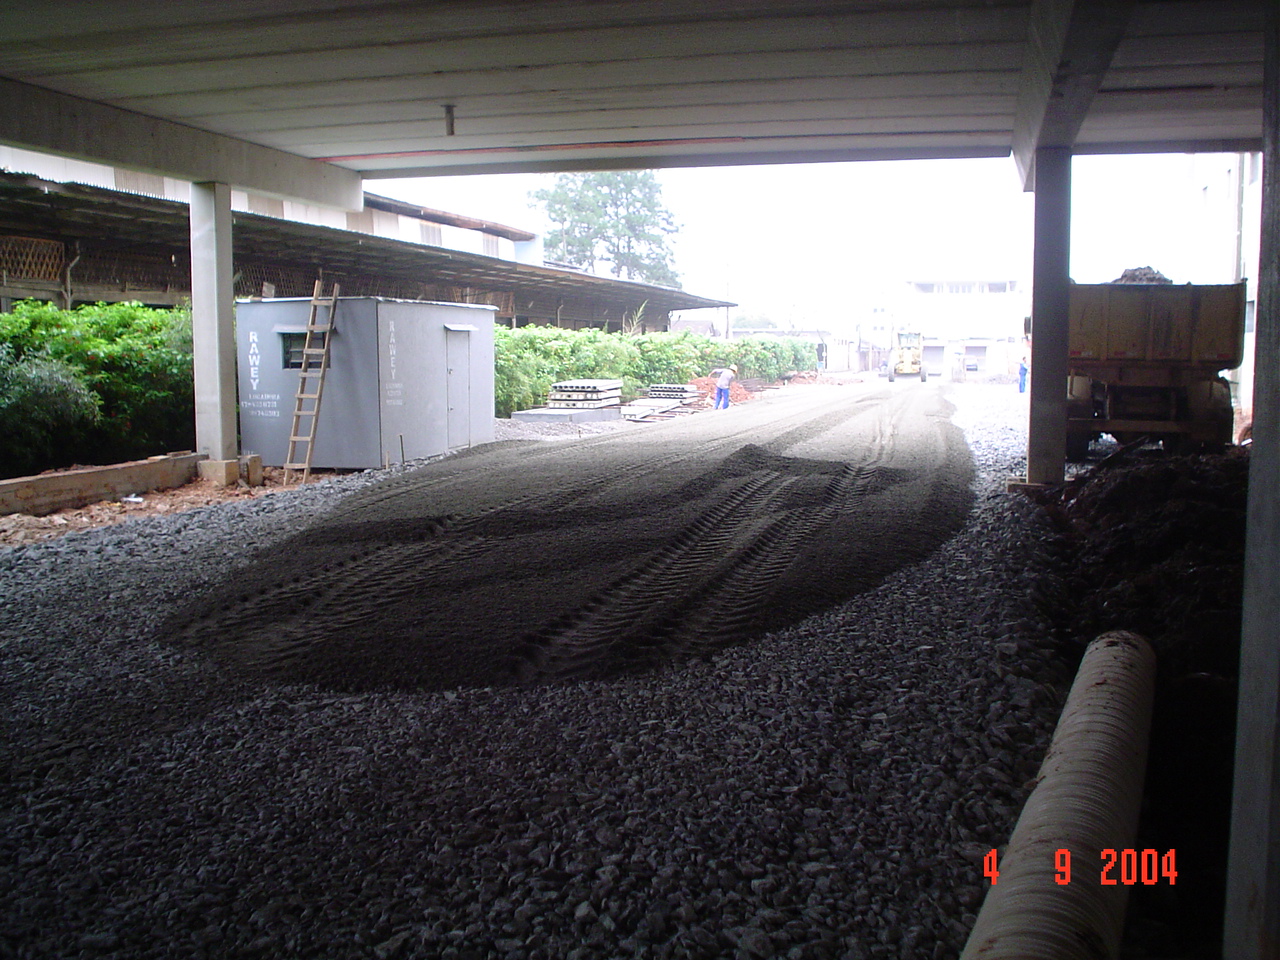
[0,171,732,315]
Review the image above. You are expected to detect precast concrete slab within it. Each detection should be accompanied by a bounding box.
[509,407,622,423]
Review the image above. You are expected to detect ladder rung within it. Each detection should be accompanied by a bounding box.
[286,281,337,476]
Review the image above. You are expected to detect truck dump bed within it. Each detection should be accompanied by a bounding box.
[1068,282,1245,370]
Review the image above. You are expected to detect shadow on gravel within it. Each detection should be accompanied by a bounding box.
[1029,450,1247,957]
[168,395,975,692]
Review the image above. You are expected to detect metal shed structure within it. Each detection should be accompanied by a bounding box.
[237,296,497,469]
[0,2,1275,951]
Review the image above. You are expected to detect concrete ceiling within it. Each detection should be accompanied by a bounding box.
[0,0,1267,207]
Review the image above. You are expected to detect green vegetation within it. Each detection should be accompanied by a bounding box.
[0,300,195,478]
[531,171,681,287]
[0,299,818,476]
[493,324,817,417]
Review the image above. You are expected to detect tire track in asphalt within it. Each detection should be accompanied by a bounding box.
[176,395,881,664]
[509,397,899,682]
[171,385,971,691]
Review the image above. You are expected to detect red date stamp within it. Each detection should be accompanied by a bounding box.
[983,848,1177,885]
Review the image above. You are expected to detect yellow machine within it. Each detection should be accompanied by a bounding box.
[1065,280,1245,458]
[888,330,927,382]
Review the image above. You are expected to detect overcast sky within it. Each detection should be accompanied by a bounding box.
[370,153,1254,326]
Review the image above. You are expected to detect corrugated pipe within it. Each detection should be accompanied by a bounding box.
[961,630,1157,960]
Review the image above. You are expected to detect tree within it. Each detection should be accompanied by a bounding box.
[532,171,681,287]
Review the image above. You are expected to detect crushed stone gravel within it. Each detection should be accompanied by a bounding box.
[0,383,1065,960]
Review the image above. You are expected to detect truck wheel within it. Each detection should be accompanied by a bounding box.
[887,369,895,382]
[920,366,928,382]
[1066,433,1091,461]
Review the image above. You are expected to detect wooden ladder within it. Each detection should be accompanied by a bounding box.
[283,280,340,484]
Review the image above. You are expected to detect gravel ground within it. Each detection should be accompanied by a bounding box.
[0,382,1066,960]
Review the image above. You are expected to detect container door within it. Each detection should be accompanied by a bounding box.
[446,326,472,448]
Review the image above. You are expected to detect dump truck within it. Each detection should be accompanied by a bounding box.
[1065,276,1246,459]
[887,330,927,382]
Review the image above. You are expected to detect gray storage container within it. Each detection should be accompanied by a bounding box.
[236,297,496,468]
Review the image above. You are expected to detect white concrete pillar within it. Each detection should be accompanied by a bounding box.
[1026,147,1072,485]
[189,181,238,462]
[1225,2,1280,952]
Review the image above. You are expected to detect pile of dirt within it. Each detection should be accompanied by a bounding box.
[688,374,755,405]
[1034,451,1247,955]
[1111,265,1174,284]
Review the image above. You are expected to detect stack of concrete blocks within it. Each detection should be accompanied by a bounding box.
[511,379,623,423]
[620,383,702,420]
[546,379,623,408]
[645,384,701,401]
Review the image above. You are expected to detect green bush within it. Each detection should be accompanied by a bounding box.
[492,324,818,417]
[625,331,705,387]
[0,300,195,472]
[0,343,101,478]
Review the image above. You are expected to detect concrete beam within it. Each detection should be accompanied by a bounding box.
[0,78,363,210]
[190,182,238,463]
[1012,0,1135,190]
[1225,2,1280,954]
[1026,147,1071,485]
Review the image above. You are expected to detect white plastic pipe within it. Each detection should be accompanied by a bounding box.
[961,631,1157,959]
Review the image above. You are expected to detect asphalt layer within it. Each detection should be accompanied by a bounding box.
[2,382,1052,960]
[171,383,976,692]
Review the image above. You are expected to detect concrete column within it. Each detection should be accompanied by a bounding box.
[1026,147,1072,485]
[189,181,238,463]
[1225,2,1280,953]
